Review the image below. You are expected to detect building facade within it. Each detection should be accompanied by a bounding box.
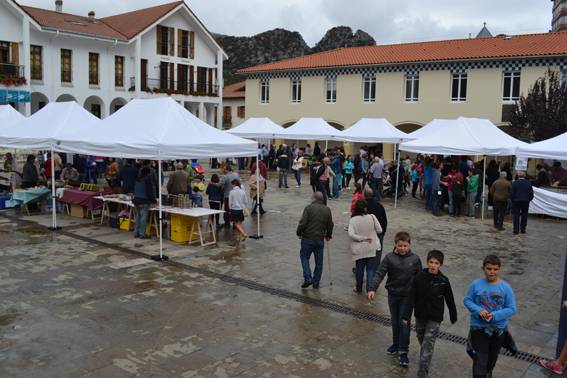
[240,32,567,156]
[0,0,226,127]
[222,81,245,129]
[552,0,567,32]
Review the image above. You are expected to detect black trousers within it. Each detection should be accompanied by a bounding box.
[512,201,529,233]
[209,201,221,225]
[470,329,505,378]
[492,200,507,228]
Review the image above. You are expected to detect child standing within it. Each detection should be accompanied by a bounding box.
[368,231,422,367]
[464,255,516,378]
[411,164,420,198]
[404,250,457,378]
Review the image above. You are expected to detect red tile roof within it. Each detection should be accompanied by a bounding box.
[20,5,127,40]
[17,1,183,41]
[239,32,567,74]
[223,81,245,99]
[100,1,183,39]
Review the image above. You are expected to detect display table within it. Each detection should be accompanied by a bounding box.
[96,195,160,237]
[155,206,225,247]
[59,189,107,219]
[529,187,567,219]
[11,187,52,215]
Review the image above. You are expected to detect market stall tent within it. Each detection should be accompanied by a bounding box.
[226,117,284,139]
[0,105,25,127]
[407,119,454,139]
[276,117,343,141]
[516,131,567,161]
[340,118,413,144]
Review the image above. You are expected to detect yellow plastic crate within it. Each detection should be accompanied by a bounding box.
[170,214,198,242]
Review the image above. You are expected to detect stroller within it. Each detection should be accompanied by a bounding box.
[383,165,406,198]
[191,161,205,175]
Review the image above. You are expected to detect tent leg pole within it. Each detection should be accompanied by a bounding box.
[394,144,400,209]
[251,153,263,240]
[48,146,60,231]
[152,159,168,261]
[481,156,486,221]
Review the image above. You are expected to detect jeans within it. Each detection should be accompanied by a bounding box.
[299,239,324,285]
[332,177,340,199]
[412,181,419,197]
[493,200,507,229]
[370,177,382,200]
[134,203,149,237]
[448,191,454,214]
[424,184,432,209]
[278,169,288,188]
[467,191,476,217]
[512,201,529,233]
[470,328,505,378]
[317,181,328,205]
[431,190,441,215]
[345,173,352,188]
[355,257,377,292]
[294,169,301,186]
[388,294,412,353]
[416,318,441,378]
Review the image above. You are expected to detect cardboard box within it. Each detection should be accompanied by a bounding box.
[170,214,199,242]
[69,204,87,218]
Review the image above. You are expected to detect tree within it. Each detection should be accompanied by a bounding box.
[510,69,567,142]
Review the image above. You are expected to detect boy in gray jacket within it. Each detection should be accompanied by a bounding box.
[368,231,422,367]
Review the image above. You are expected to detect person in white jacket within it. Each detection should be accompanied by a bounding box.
[348,199,383,293]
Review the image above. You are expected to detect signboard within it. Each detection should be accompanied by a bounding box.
[515,157,528,171]
[0,89,30,103]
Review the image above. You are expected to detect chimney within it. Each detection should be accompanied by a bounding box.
[88,11,95,20]
[55,0,63,13]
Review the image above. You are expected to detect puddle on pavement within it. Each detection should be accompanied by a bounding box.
[209,247,241,262]
[17,227,49,235]
[135,281,155,290]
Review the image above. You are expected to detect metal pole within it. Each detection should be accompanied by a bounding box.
[481,156,486,220]
[50,146,57,230]
[256,154,261,237]
[394,144,400,209]
[325,139,328,152]
[158,159,163,259]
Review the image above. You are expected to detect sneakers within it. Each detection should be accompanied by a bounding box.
[312,283,320,289]
[398,353,409,367]
[538,359,566,375]
[386,345,398,355]
[301,281,312,289]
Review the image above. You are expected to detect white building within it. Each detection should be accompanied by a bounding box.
[0,0,226,127]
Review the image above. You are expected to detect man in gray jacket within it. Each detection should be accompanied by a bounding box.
[296,192,334,289]
[368,231,422,367]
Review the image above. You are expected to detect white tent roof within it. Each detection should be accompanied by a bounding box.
[0,101,100,150]
[340,118,414,143]
[0,105,25,127]
[399,117,527,156]
[516,132,567,161]
[58,98,257,160]
[276,117,343,140]
[226,117,283,139]
[408,119,454,139]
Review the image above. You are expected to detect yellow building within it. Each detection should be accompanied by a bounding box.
[239,32,567,158]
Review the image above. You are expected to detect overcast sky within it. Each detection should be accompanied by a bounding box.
[18,0,553,46]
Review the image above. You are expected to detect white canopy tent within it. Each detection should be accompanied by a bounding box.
[0,105,25,127]
[58,98,258,260]
[226,117,284,239]
[516,131,567,161]
[340,118,415,208]
[276,118,343,148]
[226,117,284,139]
[408,119,454,139]
[0,102,102,230]
[400,117,528,219]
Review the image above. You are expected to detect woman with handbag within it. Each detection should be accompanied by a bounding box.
[228,179,249,241]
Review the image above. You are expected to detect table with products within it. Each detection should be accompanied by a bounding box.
[152,206,224,247]
[59,189,107,219]
[11,187,52,215]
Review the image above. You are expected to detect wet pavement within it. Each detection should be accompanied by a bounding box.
[0,171,565,377]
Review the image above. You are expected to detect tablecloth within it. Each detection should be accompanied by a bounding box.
[11,188,51,205]
[529,187,567,219]
[58,189,108,210]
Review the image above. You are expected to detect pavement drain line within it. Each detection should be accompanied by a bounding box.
[0,213,546,364]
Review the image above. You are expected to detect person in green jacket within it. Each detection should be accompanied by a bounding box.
[296,191,334,289]
[466,168,479,217]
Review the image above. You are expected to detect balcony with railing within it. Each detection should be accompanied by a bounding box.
[0,64,26,86]
[129,77,219,97]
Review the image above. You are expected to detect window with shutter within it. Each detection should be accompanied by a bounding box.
[189,65,194,93]
[88,52,99,85]
[168,28,175,56]
[30,45,42,81]
[156,25,162,54]
[208,68,213,94]
[10,43,19,65]
[169,63,175,89]
[115,56,124,87]
[189,32,195,59]
[177,29,183,57]
[61,49,72,83]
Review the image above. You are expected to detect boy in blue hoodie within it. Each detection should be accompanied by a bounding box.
[464,255,516,378]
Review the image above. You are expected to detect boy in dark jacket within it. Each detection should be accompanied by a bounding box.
[404,250,457,377]
[368,231,422,367]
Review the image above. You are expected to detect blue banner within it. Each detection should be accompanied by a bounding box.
[0,90,6,103]
[0,90,30,103]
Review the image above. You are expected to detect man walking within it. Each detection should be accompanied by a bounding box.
[369,156,385,200]
[296,192,334,289]
[510,171,534,235]
[277,144,290,189]
[489,172,512,231]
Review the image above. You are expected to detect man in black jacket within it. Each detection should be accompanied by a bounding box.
[364,188,387,262]
[277,145,290,189]
[404,250,457,378]
[510,171,534,235]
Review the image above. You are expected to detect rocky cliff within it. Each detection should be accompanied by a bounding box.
[215,26,376,85]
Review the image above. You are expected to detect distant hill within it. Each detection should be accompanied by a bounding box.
[214,26,376,85]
